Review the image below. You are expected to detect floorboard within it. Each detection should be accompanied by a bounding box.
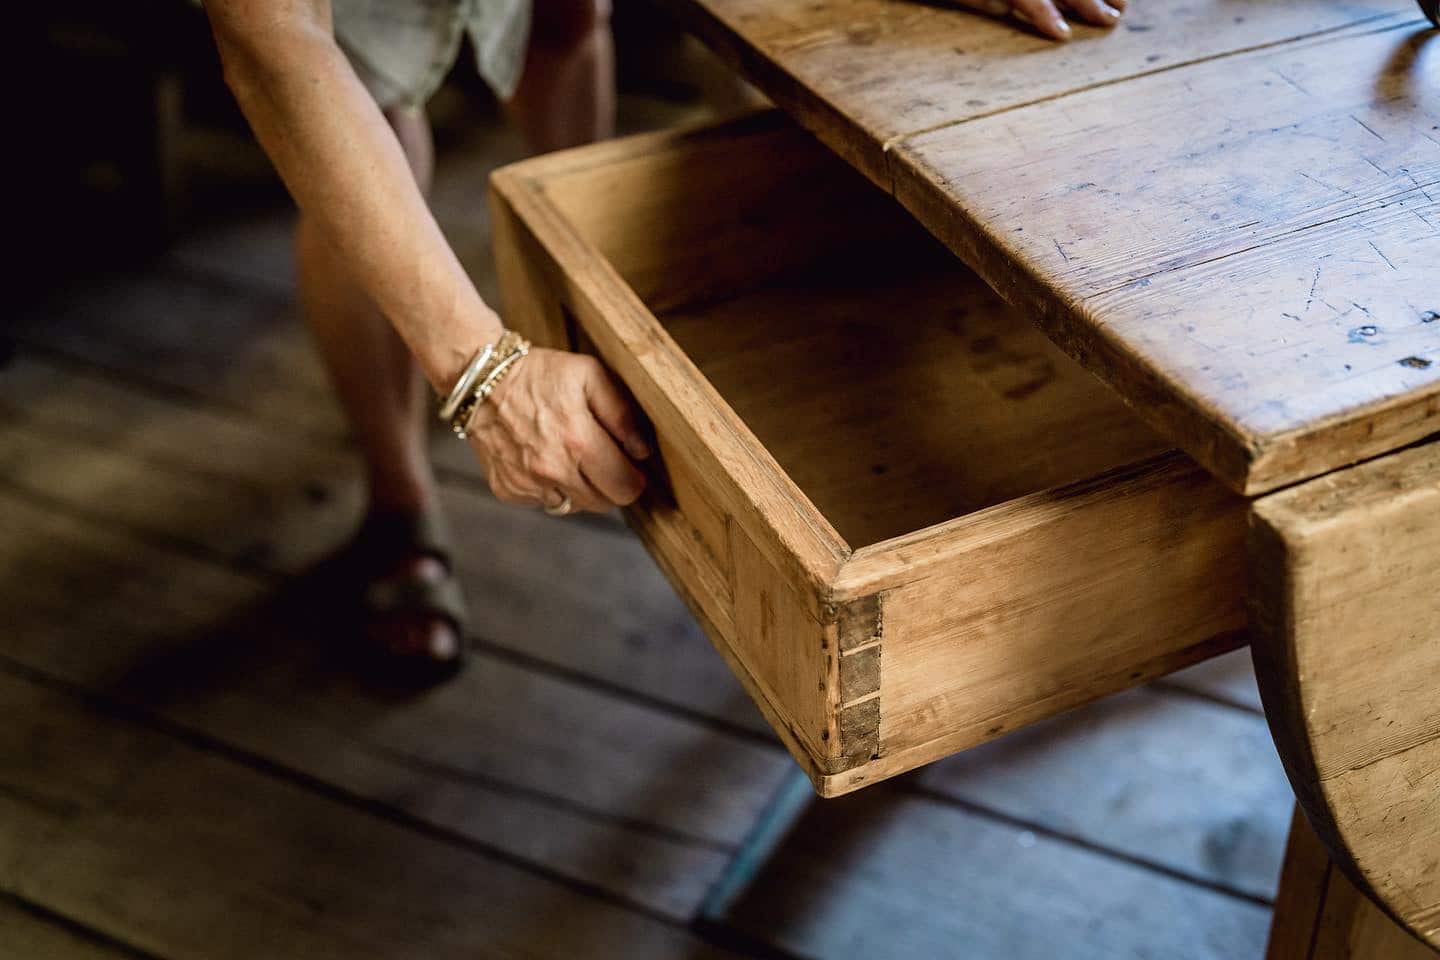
[916,686,1290,901]
[0,487,786,921]
[1162,649,1265,713]
[0,669,736,959]
[0,354,766,733]
[0,897,149,960]
[722,786,1272,960]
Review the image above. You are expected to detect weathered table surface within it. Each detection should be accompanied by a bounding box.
[666,0,1439,495]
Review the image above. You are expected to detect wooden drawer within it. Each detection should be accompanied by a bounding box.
[489,112,1247,796]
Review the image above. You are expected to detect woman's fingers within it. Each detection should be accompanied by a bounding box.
[957,0,1128,38]
[1010,0,1073,40]
[582,360,650,460]
[1057,0,1123,27]
[551,466,612,514]
[573,419,647,508]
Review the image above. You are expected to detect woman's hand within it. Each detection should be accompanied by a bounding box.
[466,348,650,514]
[962,0,1125,41]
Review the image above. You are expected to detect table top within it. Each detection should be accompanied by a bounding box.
[666,0,1440,494]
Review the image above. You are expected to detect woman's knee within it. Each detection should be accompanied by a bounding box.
[530,0,612,50]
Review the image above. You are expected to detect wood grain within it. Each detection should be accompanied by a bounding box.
[722,786,1271,960]
[0,670,735,959]
[895,20,1440,493]
[0,485,787,920]
[1267,809,1439,959]
[830,453,1247,793]
[0,900,137,960]
[0,345,791,924]
[663,0,1413,186]
[918,686,1292,901]
[661,236,1171,547]
[0,348,767,736]
[1252,440,1440,948]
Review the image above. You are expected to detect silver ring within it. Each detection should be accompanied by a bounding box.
[543,488,574,517]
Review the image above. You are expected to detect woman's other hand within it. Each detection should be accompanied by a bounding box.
[962,0,1125,42]
[467,348,650,513]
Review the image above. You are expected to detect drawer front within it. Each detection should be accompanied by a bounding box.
[831,455,1247,794]
[490,113,1247,796]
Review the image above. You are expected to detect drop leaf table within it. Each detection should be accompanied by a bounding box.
[490,0,1440,951]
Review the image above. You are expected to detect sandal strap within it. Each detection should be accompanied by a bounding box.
[363,569,469,636]
[355,508,457,573]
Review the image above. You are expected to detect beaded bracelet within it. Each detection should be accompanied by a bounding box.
[448,331,531,439]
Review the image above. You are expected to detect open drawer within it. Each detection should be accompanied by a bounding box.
[489,111,1247,796]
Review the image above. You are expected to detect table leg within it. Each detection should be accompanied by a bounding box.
[1268,807,1438,960]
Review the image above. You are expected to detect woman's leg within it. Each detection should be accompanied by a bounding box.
[296,105,458,660]
[505,0,615,152]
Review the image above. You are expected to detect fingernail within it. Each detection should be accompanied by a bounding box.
[1101,3,1121,19]
[627,436,650,460]
[1053,15,1072,36]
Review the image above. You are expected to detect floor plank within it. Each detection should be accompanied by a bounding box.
[1162,648,1264,713]
[0,669,736,959]
[0,487,786,920]
[10,267,341,438]
[724,786,1272,960]
[0,898,144,960]
[917,687,1291,901]
[0,353,767,734]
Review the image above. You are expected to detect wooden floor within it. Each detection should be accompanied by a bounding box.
[0,97,1296,959]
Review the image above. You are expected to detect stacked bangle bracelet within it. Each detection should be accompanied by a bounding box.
[438,331,532,439]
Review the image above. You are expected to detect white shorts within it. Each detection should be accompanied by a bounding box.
[333,0,532,107]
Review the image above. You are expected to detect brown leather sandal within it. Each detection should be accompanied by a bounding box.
[353,509,470,688]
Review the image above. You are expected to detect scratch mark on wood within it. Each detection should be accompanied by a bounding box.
[1351,115,1386,142]
[1088,188,1419,305]
[1298,171,1356,199]
[1406,172,1435,203]
[1306,265,1322,312]
[1271,69,1310,97]
[1052,239,1072,263]
[1368,241,1398,271]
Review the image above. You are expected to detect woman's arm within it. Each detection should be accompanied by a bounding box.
[207,0,497,390]
[205,0,648,513]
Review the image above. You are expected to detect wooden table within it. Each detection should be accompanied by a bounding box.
[491,1,1438,952]
[654,0,1440,953]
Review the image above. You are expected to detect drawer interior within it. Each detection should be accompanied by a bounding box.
[539,126,1170,548]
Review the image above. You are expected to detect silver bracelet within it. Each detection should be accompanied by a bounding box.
[438,342,496,423]
[458,343,530,438]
